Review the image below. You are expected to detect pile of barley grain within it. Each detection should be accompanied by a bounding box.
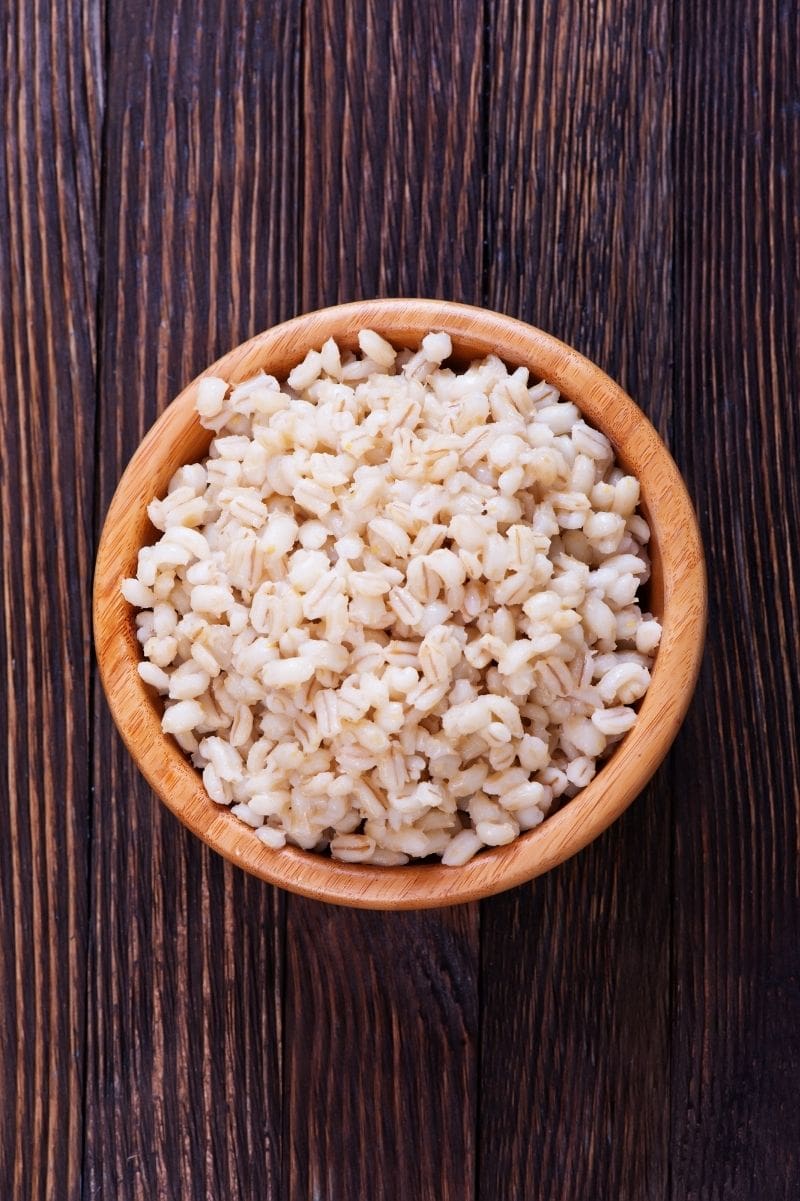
[123,330,660,867]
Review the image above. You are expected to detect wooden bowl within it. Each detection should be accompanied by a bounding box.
[94,299,706,909]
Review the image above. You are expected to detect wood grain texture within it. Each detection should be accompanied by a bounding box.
[0,1,102,1198]
[4,0,800,1198]
[478,2,675,1198]
[669,3,800,1197]
[300,0,485,308]
[85,2,301,1197]
[284,902,479,1200]
[284,4,484,1196]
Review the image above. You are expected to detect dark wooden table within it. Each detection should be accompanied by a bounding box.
[2,2,799,1198]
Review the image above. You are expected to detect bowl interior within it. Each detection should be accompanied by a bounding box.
[94,299,705,908]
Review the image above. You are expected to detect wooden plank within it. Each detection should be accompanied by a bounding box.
[299,0,485,309]
[85,3,301,1197]
[0,1,101,1198]
[478,3,674,1198]
[284,902,479,1199]
[284,3,484,1198]
[670,3,800,1197]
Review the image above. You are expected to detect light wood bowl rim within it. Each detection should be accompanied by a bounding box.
[94,299,706,909]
